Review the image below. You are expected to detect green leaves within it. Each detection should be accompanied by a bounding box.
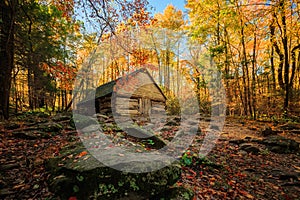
[180,150,194,166]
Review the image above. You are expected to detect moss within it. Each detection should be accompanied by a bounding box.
[46,142,190,200]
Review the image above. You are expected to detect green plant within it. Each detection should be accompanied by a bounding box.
[73,185,80,193]
[118,181,124,187]
[147,139,155,145]
[181,151,193,166]
[180,151,221,168]
[76,175,84,182]
[260,148,270,155]
[182,191,191,199]
[129,178,139,191]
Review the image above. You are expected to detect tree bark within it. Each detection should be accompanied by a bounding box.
[0,0,16,119]
[251,30,257,119]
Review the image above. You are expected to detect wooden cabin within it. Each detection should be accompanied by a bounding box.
[77,68,166,121]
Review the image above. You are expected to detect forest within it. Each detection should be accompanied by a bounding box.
[0,0,299,120]
[0,0,300,199]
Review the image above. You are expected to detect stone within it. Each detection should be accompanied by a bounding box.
[37,122,63,133]
[278,122,299,130]
[13,131,38,140]
[72,114,99,129]
[142,123,155,130]
[81,124,101,133]
[123,126,154,138]
[260,126,276,137]
[166,120,179,126]
[261,136,299,153]
[239,143,261,155]
[229,139,245,145]
[45,143,191,200]
[52,113,72,122]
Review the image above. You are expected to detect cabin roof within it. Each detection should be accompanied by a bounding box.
[95,80,116,98]
[77,68,166,105]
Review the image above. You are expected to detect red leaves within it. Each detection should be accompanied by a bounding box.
[40,61,78,91]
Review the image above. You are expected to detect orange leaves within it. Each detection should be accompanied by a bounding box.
[238,189,254,199]
[40,61,78,91]
[76,151,88,158]
[130,49,150,66]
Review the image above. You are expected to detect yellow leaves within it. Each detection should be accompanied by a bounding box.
[153,4,185,30]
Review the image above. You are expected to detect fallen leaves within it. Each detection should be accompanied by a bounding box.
[238,189,254,199]
[76,151,88,158]
[179,118,300,200]
[0,115,299,200]
[0,120,74,199]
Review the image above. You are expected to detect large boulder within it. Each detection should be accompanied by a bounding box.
[46,143,192,200]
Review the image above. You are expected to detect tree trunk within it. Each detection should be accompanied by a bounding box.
[0,0,16,119]
[269,17,277,91]
[240,24,249,116]
[280,0,289,112]
[251,31,257,119]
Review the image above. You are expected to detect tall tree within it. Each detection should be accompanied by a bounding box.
[15,0,79,111]
[0,0,17,119]
[152,4,185,92]
[270,0,300,113]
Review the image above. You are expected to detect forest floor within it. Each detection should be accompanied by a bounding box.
[0,113,299,200]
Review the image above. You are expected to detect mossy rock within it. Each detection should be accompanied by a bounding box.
[37,122,63,133]
[52,114,72,122]
[45,143,184,200]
